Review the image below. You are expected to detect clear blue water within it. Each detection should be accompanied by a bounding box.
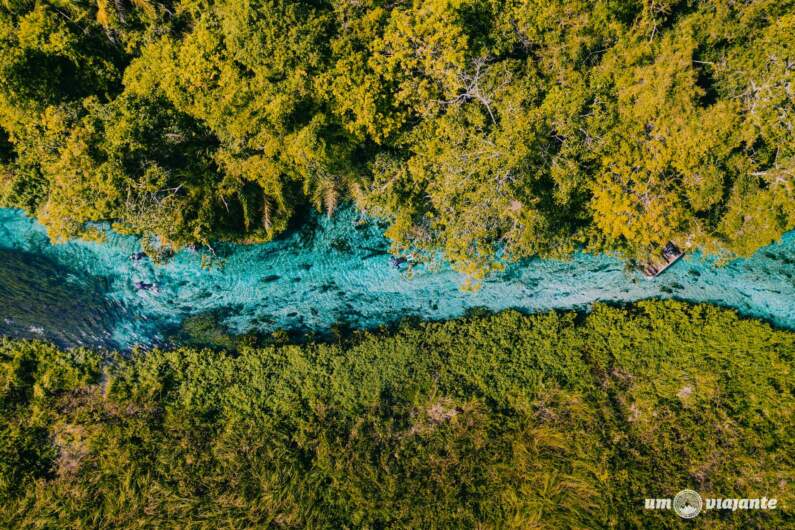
[1,206,795,349]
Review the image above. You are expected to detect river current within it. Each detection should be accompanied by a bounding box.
[1,207,794,349]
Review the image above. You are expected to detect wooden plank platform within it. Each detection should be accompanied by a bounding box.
[641,242,684,278]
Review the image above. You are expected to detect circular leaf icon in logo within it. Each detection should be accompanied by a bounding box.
[673,489,703,519]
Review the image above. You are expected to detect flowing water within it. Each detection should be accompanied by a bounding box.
[1,206,795,349]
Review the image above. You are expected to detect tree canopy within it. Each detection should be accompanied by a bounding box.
[1,1,793,277]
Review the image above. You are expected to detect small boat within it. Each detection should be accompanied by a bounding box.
[641,242,684,278]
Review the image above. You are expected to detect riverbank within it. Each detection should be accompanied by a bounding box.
[1,300,791,528]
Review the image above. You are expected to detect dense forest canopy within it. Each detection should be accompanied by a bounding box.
[1,301,792,528]
[1,1,794,278]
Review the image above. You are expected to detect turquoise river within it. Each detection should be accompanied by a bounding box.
[1,207,795,349]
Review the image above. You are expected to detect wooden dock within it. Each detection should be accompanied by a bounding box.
[641,242,684,278]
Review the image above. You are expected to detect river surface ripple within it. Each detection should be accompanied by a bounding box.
[1,207,794,349]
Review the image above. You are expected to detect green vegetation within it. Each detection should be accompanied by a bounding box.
[1,1,793,279]
[1,300,792,528]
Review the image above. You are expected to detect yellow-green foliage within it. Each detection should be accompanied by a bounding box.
[0,1,794,275]
[0,301,792,528]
